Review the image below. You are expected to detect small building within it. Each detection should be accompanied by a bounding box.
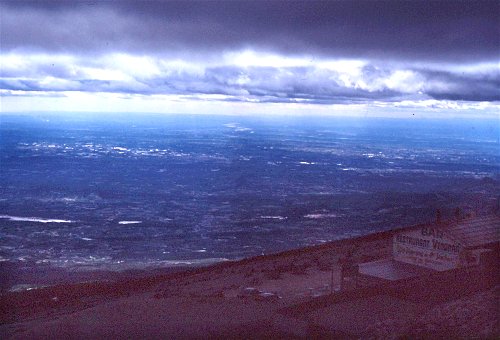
[358,214,500,281]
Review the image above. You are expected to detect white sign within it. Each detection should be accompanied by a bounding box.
[393,226,464,271]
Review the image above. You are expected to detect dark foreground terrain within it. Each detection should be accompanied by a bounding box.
[1,216,498,339]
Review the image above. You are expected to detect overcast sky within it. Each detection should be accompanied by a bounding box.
[1,0,499,117]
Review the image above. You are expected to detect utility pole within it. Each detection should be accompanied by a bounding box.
[436,209,442,224]
[330,262,335,294]
[338,256,346,292]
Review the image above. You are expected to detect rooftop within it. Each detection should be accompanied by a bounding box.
[443,214,500,248]
[358,258,435,281]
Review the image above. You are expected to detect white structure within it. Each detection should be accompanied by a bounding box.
[393,215,499,271]
[359,214,499,280]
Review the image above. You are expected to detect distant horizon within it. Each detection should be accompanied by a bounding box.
[1,109,499,121]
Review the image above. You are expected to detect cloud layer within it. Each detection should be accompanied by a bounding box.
[2,53,498,104]
[1,1,499,114]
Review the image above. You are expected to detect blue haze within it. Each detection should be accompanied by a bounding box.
[0,114,498,278]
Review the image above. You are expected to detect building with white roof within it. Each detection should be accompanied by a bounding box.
[358,214,500,281]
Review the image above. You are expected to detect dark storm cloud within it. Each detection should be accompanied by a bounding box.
[1,1,498,108]
[1,0,498,61]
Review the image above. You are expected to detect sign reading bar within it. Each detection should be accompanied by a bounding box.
[393,227,463,271]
